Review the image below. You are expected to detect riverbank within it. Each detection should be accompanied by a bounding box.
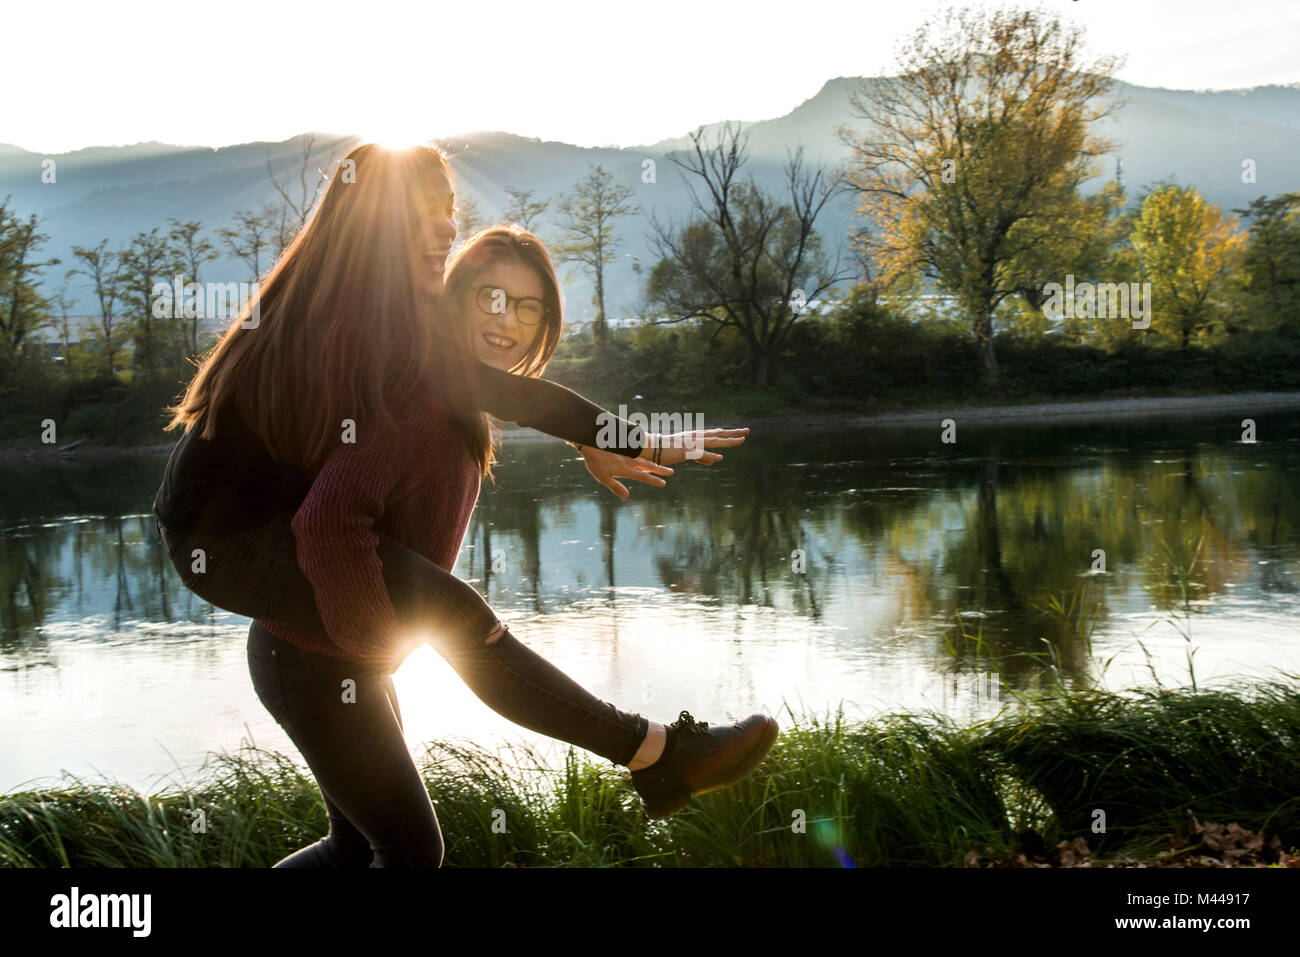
[4,390,1299,461]
[3,681,1296,867]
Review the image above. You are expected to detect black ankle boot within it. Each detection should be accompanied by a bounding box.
[630,710,779,820]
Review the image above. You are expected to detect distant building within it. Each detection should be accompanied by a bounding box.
[25,316,118,364]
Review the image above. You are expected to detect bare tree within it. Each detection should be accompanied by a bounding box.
[646,122,850,387]
[166,217,219,361]
[553,164,639,350]
[265,200,297,267]
[0,199,59,358]
[503,186,550,233]
[266,133,332,234]
[50,279,77,377]
[67,239,126,379]
[264,133,342,265]
[217,208,275,285]
[454,193,488,242]
[118,226,175,381]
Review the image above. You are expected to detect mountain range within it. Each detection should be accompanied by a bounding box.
[3,76,1296,322]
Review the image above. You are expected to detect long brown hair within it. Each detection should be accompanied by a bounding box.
[163,142,457,476]
[433,224,565,482]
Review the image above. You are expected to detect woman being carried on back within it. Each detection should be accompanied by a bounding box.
[153,142,778,867]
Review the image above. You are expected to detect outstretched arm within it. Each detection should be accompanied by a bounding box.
[467,360,748,459]
[570,427,750,497]
[467,359,649,457]
[463,359,751,496]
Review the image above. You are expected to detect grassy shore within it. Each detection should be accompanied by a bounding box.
[3,679,1297,868]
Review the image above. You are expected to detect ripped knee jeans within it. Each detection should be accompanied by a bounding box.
[157,510,649,770]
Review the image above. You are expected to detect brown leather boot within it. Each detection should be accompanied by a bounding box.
[630,710,779,820]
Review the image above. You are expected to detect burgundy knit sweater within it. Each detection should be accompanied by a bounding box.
[260,390,482,664]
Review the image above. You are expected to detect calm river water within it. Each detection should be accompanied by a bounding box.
[2,409,1298,796]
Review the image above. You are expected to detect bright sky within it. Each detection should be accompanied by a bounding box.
[8,0,1298,154]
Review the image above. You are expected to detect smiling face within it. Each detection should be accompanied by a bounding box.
[411,168,457,300]
[461,260,546,371]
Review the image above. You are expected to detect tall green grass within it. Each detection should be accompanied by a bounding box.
[2,678,1297,867]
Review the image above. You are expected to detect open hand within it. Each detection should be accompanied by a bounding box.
[576,443,674,499]
[640,427,749,466]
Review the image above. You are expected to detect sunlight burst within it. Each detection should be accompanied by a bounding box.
[360,115,436,151]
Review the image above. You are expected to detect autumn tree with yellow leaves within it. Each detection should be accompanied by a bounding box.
[836,5,1123,378]
[1130,184,1247,351]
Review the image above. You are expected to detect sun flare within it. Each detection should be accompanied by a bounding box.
[360,116,436,151]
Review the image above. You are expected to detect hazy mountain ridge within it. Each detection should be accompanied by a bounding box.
[4,77,1297,321]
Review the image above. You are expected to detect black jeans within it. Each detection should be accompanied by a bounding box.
[156,510,649,868]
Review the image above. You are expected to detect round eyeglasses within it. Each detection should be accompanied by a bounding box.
[475,285,548,327]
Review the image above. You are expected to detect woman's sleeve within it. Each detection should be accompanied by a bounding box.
[289,411,431,661]
[466,360,649,456]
